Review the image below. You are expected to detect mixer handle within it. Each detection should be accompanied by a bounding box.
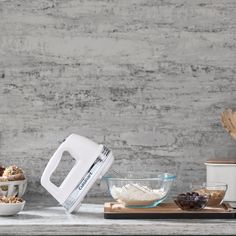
[41,133,102,204]
[40,140,68,203]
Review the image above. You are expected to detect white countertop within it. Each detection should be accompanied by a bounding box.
[0,203,236,235]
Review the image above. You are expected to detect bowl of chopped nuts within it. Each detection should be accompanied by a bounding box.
[0,196,25,216]
[192,182,228,207]
[0,165,27,197]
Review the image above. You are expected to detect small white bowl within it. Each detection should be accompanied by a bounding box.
[0,201,25,216]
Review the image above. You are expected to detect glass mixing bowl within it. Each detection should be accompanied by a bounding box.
[105,172,176,208]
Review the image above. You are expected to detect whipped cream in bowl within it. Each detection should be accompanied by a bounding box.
[111,183,166,206]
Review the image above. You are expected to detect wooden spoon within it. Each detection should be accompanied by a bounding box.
[221,109,236,140]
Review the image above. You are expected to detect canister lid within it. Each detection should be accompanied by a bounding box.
[205,159,236,164]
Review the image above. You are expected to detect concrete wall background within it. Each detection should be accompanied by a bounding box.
[0,0,236,204]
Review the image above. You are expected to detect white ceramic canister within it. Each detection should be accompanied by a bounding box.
[205,159,236,202]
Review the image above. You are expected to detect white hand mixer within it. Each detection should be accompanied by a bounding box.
[41,134,114,213]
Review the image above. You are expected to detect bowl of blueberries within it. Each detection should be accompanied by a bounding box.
[173,191,209,211]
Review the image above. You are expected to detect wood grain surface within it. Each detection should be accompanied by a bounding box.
[103,202,236,219]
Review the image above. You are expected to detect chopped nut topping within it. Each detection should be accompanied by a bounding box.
[0,196,23,203]
[3,165,24,177]
[0,165,25,181]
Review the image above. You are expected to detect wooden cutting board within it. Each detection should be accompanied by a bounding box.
[104,202,236,219]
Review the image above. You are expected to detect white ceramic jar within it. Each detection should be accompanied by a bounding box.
[205,160,236,202]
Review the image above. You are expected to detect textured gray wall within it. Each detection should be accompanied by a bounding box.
[0,0,236,204]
